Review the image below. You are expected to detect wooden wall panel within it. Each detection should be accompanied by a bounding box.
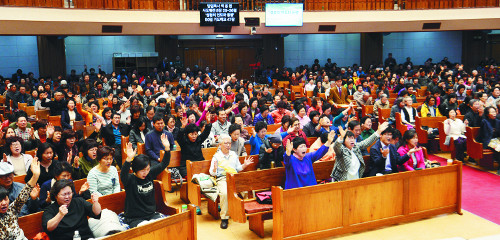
[283,188,343,237]
[183,48,217,73]
[409,172,458,213]
[346,180,404,225]
[37,36,66,79]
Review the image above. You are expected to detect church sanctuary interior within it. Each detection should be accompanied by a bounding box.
[1,1,500,240]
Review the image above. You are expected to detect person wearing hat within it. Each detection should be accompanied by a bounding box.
[258,134,284,169]
[0,161,41,240]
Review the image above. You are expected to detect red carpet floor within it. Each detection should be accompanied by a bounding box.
[428,155,500,225]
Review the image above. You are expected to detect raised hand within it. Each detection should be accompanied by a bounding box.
[285,139,293,156]
[377,122,389,134]
[46,123,54,137]
[3,153,7,162]
[243,156,254,168]
[30,159,41,178]
[161,133,171,151]
[125,143,136,162]
[74,95,81,103]
[91,193,99,204]
[59,205,68,216]
[46,191,51,203]
[181,117,188,128]
[73,156,80,168]
[251,128,256,137]
[265,148,273,153]
[338,126,346,140]
[464,119,469,126]
[29,127,35,140]
[94,118,103,132]
[30,184,40,200]
[79,182,89,194]
[108,93,113,102]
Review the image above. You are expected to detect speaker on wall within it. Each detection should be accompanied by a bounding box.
[318,25,336,32]
[422,23,441,30]
[102,25,123,33]
[214,26,232,33]
[245,18,260,27]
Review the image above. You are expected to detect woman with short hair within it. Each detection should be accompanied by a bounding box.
[87,146,120,196]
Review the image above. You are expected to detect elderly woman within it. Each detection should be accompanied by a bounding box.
[87,146,120,196]
[397,129,425,172]
[477,107,500,152]
[284,131,335,189]
[444,109,467,162]
[0,160,40,240]
[400,96,418,127]
[42,179,101,240]
[331,122,389,182]
[209,134,254,229]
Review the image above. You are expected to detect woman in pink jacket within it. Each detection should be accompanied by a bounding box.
[397,129,426,171]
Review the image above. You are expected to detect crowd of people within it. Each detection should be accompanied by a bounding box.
[0,54,499,238]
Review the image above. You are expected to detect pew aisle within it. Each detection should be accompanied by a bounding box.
[163,152,500,240]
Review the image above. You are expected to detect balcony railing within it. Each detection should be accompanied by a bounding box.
[0,0,498,11]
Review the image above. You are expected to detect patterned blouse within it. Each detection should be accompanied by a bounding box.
[0,183,33,240]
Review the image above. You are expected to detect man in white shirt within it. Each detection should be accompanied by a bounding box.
[209,135,253,229]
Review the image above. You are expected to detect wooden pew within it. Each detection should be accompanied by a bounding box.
[272,161,463,240]
[201,147,218,160]
[394,112,408,136]
[19,181,196,240]
[378,108,391,124]
[465,127,497,170]
[361,105,374,117]
[227,160,335,237]
[156,150,188,202]
[415,116,447,152]
[186,155,259,219]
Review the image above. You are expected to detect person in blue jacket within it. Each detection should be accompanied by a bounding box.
[249,121,291,155]
[283,131,335,189]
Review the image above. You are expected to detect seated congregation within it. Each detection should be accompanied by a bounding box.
[0,56,498,239]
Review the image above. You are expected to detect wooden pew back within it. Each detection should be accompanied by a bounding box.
[378,108,391,124]
[272,162,463,240]
[362,105,374,117]
[415,116,447,144]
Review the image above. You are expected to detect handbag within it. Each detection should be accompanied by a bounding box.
[255,191,272,204]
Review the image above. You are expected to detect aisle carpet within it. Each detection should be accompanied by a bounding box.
[428,155,500,225]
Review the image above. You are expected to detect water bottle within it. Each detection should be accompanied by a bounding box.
[181,204,188,212]
[73,230,81,240]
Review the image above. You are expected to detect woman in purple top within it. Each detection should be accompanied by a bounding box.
[283,131,335,189]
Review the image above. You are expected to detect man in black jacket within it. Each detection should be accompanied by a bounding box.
[101,112,131,167]
[368,128,410,177]
[464,99,481,127]
[258,135,284,169]
[40,91,67,116]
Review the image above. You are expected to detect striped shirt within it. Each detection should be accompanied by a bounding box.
[87,166,120,196]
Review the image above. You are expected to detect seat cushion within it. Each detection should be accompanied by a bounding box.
[244,201,272,214]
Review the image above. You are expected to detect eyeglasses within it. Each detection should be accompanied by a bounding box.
[0,173,14,179]
[58,192,73,197]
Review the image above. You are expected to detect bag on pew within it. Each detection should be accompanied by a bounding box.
[256,191,272,204]
[88,209,126,238]
[191,173,218,201]
[169,168,183,186]
[425,160,441,168]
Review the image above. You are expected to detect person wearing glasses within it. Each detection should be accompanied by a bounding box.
[209,135,254,229]
[42,179,102,240]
